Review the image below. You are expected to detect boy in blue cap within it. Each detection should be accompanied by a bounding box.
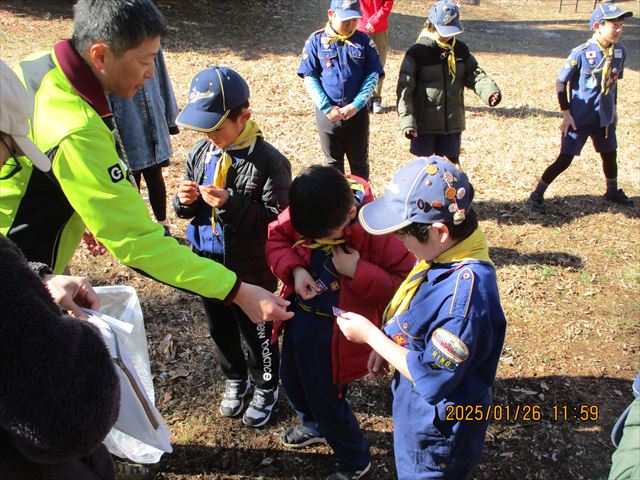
[298,0,384,180]
[337,156,506,479]
[173,66,292,427]
[397,0,501,163]
[528,3,633,213]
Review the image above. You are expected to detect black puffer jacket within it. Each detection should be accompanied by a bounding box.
[0,235,120,480]
[173,137,291,291]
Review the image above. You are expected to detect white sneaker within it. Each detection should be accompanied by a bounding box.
[372,101,383,114]
[242,387,278,427]
[219,378,251,417]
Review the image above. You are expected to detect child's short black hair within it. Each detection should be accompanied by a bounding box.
[227,101,250,122]
[397,208,478,243]
[289,165,354,239]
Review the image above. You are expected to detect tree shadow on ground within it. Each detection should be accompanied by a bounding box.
[474,194,640,227]
[389,12,640,72]
[467,105,560,119]
[5,1,638,70]
[490,247,583,269]
[154,375,635,479]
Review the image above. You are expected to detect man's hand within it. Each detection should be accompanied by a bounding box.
[332,245,359,279]
[81,230,107,256]
[366,22,375,33]
[199,184,230,208]
[336,310,376,344]
[488,91,501,107]
[560,110,576,137]
[292,266,319,300]
[327,106,345,123]
[43,274,100,319]
[338,104,358,121]
[403,128,418,139]
[177,180,200,205]
[232,282,293,323]
[367,350,389,377]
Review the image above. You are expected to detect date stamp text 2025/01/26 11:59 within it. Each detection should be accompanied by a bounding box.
[445,404,600,422]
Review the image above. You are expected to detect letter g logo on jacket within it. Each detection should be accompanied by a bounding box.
[108,164,124,183]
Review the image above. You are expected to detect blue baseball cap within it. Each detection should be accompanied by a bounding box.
[359,156,474,235]
[330,0,363,21]
[590,3,632,31]
[176,66,250,132]
[429,0,463,37]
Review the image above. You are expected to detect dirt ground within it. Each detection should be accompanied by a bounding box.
[1,0,639,479]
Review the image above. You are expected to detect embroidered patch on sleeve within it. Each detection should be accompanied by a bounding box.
[428,328,469,371]
[391,333,409,346]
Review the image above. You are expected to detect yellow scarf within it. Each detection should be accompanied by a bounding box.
[419,29,457,83]
[383,228,491,323]
[211,119,263,234]
[293,237,346,254]
[591,35,614,95]
[324,23,356,47]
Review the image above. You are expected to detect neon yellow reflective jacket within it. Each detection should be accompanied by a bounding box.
[0,44,238,301]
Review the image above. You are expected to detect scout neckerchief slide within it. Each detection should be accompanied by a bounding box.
[324,23,357,47]
[210,119,263,234]
[383,228,492,323]
[419,29,457,83]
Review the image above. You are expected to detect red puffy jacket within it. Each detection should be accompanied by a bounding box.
[357,0,394,34]
[266,177,414,386]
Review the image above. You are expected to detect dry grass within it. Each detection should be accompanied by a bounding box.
[1,0,639,478]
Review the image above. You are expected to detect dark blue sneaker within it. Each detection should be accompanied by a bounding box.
[327,462,371,480]
[280,425,327,448]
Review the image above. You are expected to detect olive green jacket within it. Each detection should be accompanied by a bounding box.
[397,36,500,135]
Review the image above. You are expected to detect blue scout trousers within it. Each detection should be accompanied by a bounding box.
[280,308,370,471]
[392,374,489,479]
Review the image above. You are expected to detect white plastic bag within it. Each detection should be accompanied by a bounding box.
[89,286,173,464]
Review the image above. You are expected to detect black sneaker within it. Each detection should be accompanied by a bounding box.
[327,462,371,480]
[526,191,546,213]
[280,425,327,449]
[604,189,634,206]
[219,378,251,417]
[242,386,278,427]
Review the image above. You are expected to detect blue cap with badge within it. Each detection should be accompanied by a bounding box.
[330,0,363,21]
[176,66,250,133]
[590,3,632,31]
[358,156,474,235]
[429,0,463,37]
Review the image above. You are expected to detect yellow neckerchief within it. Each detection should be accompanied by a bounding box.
[419,29,457,83]
[383,228,491,323]
[324,22,356,48]
[210,119,263,234]
[590,34,614,95]
[293,237,346,254]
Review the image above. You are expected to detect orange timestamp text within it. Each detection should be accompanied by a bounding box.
[444,404,600,422]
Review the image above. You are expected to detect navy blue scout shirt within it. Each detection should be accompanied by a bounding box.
[298,29,384,107]
[558,40,626,128]
[293,248,341,317]
[383,261,506,406]
[186,146,244,255]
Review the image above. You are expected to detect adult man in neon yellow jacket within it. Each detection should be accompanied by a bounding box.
[0,0,292,324]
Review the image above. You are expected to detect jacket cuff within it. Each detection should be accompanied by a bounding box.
[28,262,53,278]
[222,277,242,306]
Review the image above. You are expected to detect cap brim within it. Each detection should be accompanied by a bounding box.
[604,11,633,20]
[176,103,228,133]
[334,10,363,20]
[435,23,463,37]
[13,135,51,172]
[358,198,412,235]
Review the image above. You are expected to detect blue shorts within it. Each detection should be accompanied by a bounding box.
[410,133,462,160]
[561,124,617,156]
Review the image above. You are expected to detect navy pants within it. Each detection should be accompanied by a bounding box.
[280,308,370,471]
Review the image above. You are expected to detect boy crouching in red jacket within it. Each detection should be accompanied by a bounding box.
[266,165,414,480]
